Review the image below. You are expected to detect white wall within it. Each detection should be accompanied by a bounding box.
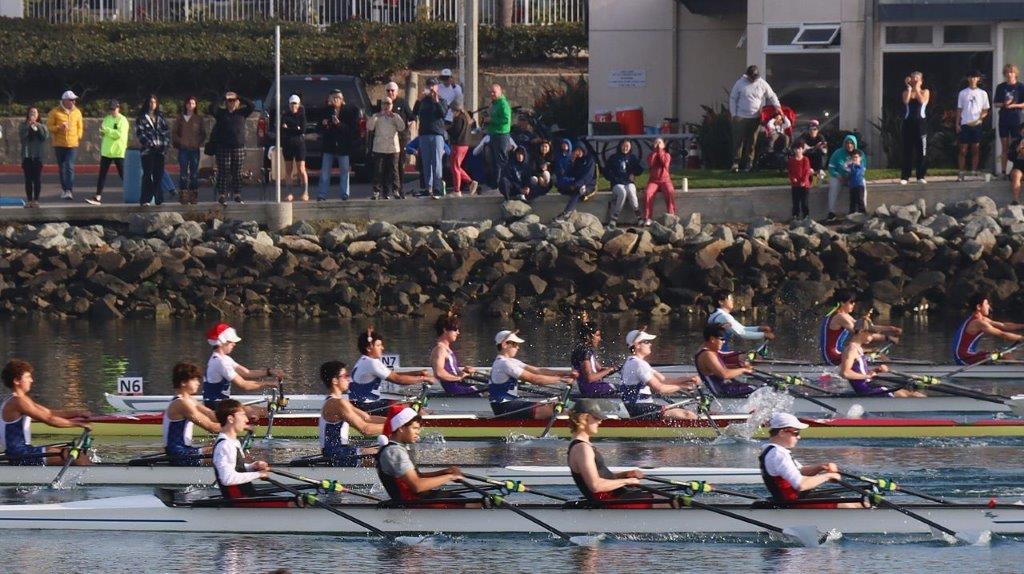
[0,0,23,17]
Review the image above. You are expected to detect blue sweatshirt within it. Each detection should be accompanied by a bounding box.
[847,162,866,188]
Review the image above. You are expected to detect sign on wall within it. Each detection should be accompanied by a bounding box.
[608,69,647,88]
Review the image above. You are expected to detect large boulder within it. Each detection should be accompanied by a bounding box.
[501,200,532,222]
[128,212,184,236]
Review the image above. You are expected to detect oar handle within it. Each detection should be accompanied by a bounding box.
[835,479,957,537]
[461,472,569,501]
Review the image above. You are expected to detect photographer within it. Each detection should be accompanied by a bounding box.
[317,89,359,201]
[411,78,447,198]
[900,71,930,185]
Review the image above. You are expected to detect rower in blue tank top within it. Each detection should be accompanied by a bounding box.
[350,326,435,415]
[1,359,92,466]
[429,311,482,396]
[202,323,285,409]
[318,360,385,466]
[571,319,618,398]
[839,320,925,398]
[694,324,756,398]
[163,362,220,466]
[489,330,575,420]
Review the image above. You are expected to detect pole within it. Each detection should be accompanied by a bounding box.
[274,25,282,203]
[464,0,479,114]
[457,0,465,87]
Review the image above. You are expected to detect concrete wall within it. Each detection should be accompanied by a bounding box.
[0,0,21,17]
[677,9,746,124]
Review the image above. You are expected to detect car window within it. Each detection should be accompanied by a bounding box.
[266,79,367,115]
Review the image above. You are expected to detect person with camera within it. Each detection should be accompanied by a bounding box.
[411,78,448,198]
[317,90,359,201]
[899,71,931,185]
[995,65,1024,178]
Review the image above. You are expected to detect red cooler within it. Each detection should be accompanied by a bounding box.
[614,107,645,135]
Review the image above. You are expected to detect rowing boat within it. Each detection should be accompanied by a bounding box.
[103,391,1024,416]
[0,464,762,487]
[1,490,1021,535]
[30,413,1024,439]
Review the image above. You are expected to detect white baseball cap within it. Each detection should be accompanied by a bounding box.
[385,82,400,91]
[288,95,301,104]
[626,329,657,347]
[61,90,78,100]
[440,68,453,77]
[206,323,242,346]
[495,330,526,345]
[768,412,809,430]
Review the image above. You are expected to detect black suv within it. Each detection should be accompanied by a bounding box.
[258,74,373,181]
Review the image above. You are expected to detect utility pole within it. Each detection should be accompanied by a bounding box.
[274,25,281,203]
[463,0,479,113]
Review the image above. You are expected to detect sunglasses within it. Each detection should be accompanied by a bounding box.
[785,428,801,437]
[506,341,520,347]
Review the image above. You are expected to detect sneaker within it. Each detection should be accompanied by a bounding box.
[469,181,479,195]
[730,164,740,173]
[643,219,653,227]
[218,195,227,205]
[233,195,244,204]
[817,169,826,180]
[917,178,927,184]
[286,194,294,202]
[85,196,102,205]
[608,219,617,229]
[826,212,837,221]
[370,194,379,200]
[899,179,908,185]
[957,172,966,182]
[301,193,309,202]
[61,190,73,200]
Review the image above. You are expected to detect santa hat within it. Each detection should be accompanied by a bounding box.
[377,404,420,446]
[206,323,242,346]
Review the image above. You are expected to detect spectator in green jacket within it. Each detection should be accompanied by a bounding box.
[86,99,129,205]
[485,83,512,190]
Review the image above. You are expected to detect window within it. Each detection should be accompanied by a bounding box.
[886,25,932,45]
[793,25,840,46]
[766,53,841,127]
[944,25,990,45]
[768,27,799,46]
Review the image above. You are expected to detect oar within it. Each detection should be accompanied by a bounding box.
[265,477,425,544]
[875,373,1024,415]
[263,381,288,439]
[630,398,697,420]
[458,478,601,546]
[742,341,770,363]
[643,475,761,501]
[270,469,383,502]
[460,472,569,502]
[49,429,91,488]
[750,369,839,396]
[630,483,831,547]
[694,386,723,438]
[886,370,1013,400]
[835,479,989,545]
[748,371,838,414]
[486,394,564,420]
[943,341,1024,379]
[538,386,573,438]
[839,472,951,505]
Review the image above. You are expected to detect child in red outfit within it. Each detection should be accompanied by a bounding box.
[787,144,813,220]
[642,138,676,226]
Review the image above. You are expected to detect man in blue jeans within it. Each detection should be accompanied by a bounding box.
[317,90,358,201]
[486,84,512,190]
[411,78,447,198]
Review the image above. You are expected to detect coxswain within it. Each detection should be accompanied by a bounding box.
[429,311,480,396]
[695,324,756,398]
[212,399,295,507]
[571,319,619,398]
[708,290,774,353]
[376,405,467,506]
[351,326,434,414]
[619,329,700,419]
[760,412,864,508]
[163,362,220,466]
[1,359,91,466]
[839,321,925,397]
[568,399,655,508]
[952,293,1024,365]
[319,360,385,465]
[488,330,575,419]
[819,290,900,365]
[203,323,285,409]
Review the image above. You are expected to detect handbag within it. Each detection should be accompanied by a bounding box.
[204,137,218,157]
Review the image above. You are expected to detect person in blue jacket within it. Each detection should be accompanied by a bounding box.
[555,142,597,219]
[499,146,534,201]
[826,134,867,220]
[600,140,644,227]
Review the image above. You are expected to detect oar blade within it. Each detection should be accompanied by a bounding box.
[393,535,430,546]
[567,533,605,547]
[937,528,992,546]
[1007,396,1024,418]
[844,404,865,419]
[780,525,838,547]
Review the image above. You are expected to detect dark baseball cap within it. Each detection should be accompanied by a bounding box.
[425,77,439,87]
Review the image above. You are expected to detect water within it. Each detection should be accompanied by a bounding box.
[2,315,1024,572]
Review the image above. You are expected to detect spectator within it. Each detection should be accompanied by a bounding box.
[383,82,412,199]
[530,139,554,195]
[846,150,867,214]
[551,138,574,187]
[210,91,253,205]
[764,110,791,154]
[367,96,406,200]
[172,96,206,205]
[411,78,448,198]
[900,71,930,185]
[1008,125,1024,205]
[404,136,451,198]
[555,142,596,219]
[787,143,812,221]
[826,135,867,221]
[280,94,308,202]
[995,65,1024,178]
[485,83,513,189]
[437,68,463,124]
[956,70,990,181]
[510,114,539,152]
[499,146,533,201]
[18,107,48,208]
[86,99,128,205]
[317,89,359,201]
[729,65,780,172]
[46,90,84,201]
[797,119,828,184]
[448,100,478,196]
[136,94,170,207]
[642,138,676,226]
[601,139,643,227]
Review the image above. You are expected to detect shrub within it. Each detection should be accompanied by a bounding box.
[532,75,588,139]
[690,103,733,169]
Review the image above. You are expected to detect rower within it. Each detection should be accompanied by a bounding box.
[839,321,925,398]
[619,329,700,420]
[819,290,900,366]
[203,323,284,409]
[708,290,773,353]
[212,399,293,507]
[163,363,220,466]
[488,330,575,419]
[351,326,434,414]
[429,311,480,396]
[376,405,467,506]
[567,399,654,508]
[952,293,1024,365]
[760,412,863,509]
[571,320,619,398]
[695,325,756,398]
[1,359,91,466]
[319,360,385,466]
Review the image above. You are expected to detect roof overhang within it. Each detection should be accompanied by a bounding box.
[878,0,1024,22]
[677,0,745,16]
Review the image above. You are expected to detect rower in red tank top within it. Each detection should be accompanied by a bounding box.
[952,294,1024,365]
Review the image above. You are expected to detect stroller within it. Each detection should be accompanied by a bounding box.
[755,105,797,171]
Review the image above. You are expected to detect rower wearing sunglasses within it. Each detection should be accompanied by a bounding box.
[619,329,701,420]
[760,413,864,508]
[488,330,575,419]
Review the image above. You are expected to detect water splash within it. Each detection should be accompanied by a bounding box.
[717,388,794,439]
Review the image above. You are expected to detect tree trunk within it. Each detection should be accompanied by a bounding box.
[497,0,513,28]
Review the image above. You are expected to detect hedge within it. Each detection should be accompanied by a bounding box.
[0,18,587,113]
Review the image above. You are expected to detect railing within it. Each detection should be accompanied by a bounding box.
[22,0,585,25]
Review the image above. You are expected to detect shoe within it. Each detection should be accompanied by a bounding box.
[316,197,326,202]
[218,194,227,205]
[633,208,642,222]
[85,196,102,205]
[957,172,965,182]
[917,178,927,184]
[643,219,652,227]
[469,181,479,195]
[608,219,617,229]
[189,190,199,205]
[370,194,379,200]
[817,170,826,180]
[826,212,836,221]
[286,194,294,202]
[301,193,309,202]
[451,192,462,197]
[741,166,753,173]
[62,190,73,200]
[899,179,908,185]
[730,164,740,173]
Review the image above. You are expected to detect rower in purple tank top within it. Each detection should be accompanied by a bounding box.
[571,320,619,397]
[839,319,926,398]
[430,310,482,396]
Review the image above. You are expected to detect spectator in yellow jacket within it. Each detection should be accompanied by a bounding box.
[46,90,84,201]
